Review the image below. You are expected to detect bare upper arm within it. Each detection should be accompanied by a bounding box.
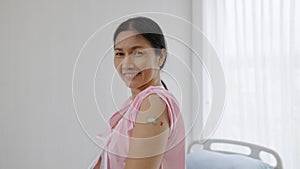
[125,94,170,169]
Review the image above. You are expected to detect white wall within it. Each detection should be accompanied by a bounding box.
[0,0,194,168]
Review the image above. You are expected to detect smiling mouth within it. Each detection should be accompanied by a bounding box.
[123,72,141,80]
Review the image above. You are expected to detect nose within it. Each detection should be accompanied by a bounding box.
[121,55,135,69]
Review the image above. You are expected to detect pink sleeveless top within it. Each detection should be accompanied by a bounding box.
[89,86,185,169]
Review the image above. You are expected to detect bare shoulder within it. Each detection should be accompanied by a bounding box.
[139,94,166,115]
[128,94,170,159]
[133,94,170,138]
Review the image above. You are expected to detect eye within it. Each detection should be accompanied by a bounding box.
[134,51,144,57]
[115,52,124,57]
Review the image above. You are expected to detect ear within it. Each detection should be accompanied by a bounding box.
[158,48,167,68]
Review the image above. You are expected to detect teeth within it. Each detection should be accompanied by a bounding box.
[124,73,138,78]
[125,74,135,77]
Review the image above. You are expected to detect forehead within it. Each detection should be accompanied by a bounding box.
[114,30,152,49]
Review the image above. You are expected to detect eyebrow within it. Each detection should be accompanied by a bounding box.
[114,45,144,51]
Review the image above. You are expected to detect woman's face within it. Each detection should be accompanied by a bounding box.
[114,30,163,89]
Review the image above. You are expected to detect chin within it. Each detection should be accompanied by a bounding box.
[123,80,143,89]
[123,80,138,88]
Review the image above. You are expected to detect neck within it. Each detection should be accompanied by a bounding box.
[130,78,162,100]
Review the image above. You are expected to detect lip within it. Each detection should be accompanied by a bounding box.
[122,72,140,81]
[122,72,141,81]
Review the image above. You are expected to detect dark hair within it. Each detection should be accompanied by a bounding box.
[113,16,168,90]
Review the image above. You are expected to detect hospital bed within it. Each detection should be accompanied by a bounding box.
[187,139,283,169]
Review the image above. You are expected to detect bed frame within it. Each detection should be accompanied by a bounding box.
[188,139,283,169]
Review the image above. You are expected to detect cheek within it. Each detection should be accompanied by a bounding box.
[114,59,122,71]
[135,57,158,71]
[138,61,159,79]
